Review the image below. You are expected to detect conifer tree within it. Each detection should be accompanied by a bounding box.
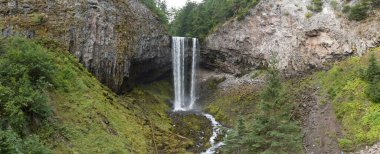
[243,53,302,153]
[365,53,380,103]
[223,117,247,153]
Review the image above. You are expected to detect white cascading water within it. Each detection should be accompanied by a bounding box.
[172,37,224,153]
[172,37,198,111]
[189,38,198,109]
[201,113,225,154]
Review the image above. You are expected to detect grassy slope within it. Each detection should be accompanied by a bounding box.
[204,85,261,127]
[315,48,380,151]
[5,38,189,153]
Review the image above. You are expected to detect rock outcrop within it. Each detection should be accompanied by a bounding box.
[203,0,380,75]
[0,0,171,93]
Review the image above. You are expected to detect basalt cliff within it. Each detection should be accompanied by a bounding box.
[0,0,171,93]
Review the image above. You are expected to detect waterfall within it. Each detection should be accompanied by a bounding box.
[189,38,198,109]
[172,37,198,111]
[172,37,224,153]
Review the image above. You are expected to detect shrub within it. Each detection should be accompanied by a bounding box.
[0,37,54,135]
[305,12,313,19]
[139,0,168,24]
[348,3,369,21]
[342,5,351,13]
[307,0,324,12]
[330,0,339,10]
[0,129,51,154]
[339,138,354,151]
[31,13,46,25]
[368,0,380,8]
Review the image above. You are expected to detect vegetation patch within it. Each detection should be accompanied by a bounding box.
[343,0,379,21]
[305,12,313,19]
[139,0,168,26]
[222,58,303,153]
[205,85,260,126]
[0,37,193,153]
[315,49,380,151]
[169,0,260,39]
[307,0,324,12]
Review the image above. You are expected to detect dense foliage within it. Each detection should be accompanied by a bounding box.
[169,0,260,39]
[345,0,380,21]
[222,56,302,153]
[0,130,50,154]
[364,53,380,103]
[140,0,168,25]
[315,49,380,151]
[307,0,324,12]
[0,37,193,153]
[0,37,55,153]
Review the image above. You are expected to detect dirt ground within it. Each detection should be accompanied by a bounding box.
[294,85,342,154]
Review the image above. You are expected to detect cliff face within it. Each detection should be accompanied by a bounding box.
[204,0,380,75]
[0,0,171,92]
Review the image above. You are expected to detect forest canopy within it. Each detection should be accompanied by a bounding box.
[169,0,260,39]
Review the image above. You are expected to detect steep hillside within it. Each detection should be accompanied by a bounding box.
[0,37,192,153]
[203,0,380,75]
[0,0,171,93]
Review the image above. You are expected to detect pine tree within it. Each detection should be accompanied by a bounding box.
[366,53,380,82]
[365,53,380,103]
[242,53,302,153]
[223,117,247,153]
[367,78,380,103]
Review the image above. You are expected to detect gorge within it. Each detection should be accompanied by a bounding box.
[0,0,380,153]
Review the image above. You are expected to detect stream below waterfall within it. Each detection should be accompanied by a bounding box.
[201,113,224,154]
[171,36,225,153]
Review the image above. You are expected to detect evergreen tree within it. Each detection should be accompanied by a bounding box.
[223,117,247,153]
[242,53,302,153]
[365,53,380,103]
[222,53,302,153]
[365,53,380,82]
[169,0,260,39]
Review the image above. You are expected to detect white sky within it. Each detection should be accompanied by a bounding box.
[166,0,203,9]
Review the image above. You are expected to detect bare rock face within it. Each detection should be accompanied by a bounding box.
[203,0,380,75]
[0,0,171,93]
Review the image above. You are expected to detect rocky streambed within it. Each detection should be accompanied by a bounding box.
[170,111,225,153]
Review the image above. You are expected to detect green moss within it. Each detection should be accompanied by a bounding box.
[171,113,212,153]
[205,86,260,126]
[30,13,46,25]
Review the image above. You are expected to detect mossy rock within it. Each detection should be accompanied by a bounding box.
[170,112,213,153]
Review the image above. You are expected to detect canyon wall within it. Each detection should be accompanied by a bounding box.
[203,0,380,75]
[0,0,171,92]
